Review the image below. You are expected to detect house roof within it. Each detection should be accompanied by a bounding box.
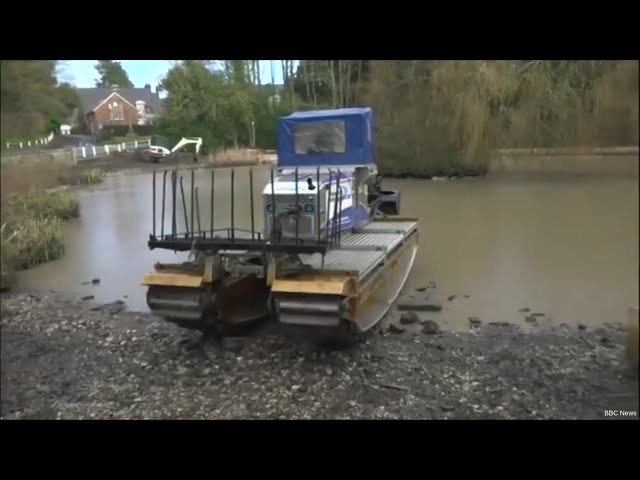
[77,87,164,114]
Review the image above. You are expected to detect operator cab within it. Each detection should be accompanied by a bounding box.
[262,107,398,242]
[147,134,172,156]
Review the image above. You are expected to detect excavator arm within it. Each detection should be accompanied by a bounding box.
[143,136,203,163]
[171,137,202,155]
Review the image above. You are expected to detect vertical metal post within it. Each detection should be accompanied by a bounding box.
[337,169,342,243]
[326,170,332,242]
[190,170,195,239]
[316,166,321,243]
[332,171,340,243]
[161,170,167,237]
[353,169,359,230]
[171,171,177,237]
[295,167,299,243]
[180,176,189,238]
[210,170,215,237]
[152,170,156,237]
[249,168,255,240]
[195,187,202,235]
[230,168,235,240]
[270,167,276,241]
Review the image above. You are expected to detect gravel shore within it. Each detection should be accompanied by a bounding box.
[1,292,638,420]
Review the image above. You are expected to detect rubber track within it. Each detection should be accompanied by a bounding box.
[272,294,382,349]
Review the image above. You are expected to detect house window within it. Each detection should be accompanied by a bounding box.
[294,120,346,154]
[110,101,124,121]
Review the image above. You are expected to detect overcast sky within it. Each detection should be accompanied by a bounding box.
[58,61,296,96]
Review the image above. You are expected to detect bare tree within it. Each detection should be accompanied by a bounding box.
[337,60,344,107]
[344,61,353,106]
[256,60,261,89]
[290,61,297,108]
[310,62,318,105]
[302,61,312,103]
[281,60,288,86]
[326,60,337,107]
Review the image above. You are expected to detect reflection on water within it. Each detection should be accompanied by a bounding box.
[17,167,639,329]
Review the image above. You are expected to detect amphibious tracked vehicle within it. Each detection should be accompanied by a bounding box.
[141,107,418,345]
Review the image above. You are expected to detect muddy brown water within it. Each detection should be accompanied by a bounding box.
[16,167,639,331]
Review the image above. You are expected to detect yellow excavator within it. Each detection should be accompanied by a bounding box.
[142,135,203,163]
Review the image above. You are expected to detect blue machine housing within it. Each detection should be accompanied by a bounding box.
[266,107,398,241]
[276,107,375,168]
[266,168,369,235]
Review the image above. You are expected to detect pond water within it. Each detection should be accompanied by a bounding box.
[17,167,639,330]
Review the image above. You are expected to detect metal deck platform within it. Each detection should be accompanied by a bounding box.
[271,218,419,331]
[300,219,418,280]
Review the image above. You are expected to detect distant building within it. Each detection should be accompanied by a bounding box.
[76,84,164,135]
[60,124,71,135]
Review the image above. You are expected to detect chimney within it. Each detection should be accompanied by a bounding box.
[144,83,151,91]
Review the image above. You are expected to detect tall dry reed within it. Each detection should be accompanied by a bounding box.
[364,60,639,175]
[2,217,65,270]
[6,189,80,221]
[0,188,80,288]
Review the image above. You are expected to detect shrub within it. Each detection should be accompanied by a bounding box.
[81,169,105,185]
[0,188,78,286]
[7,189,80,221]
[100,125,155,140]
[2,217,65,270]
[0,223,17,290]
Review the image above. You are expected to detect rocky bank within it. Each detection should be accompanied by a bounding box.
[1,292,638,420]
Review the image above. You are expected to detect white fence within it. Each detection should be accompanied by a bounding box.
[4,132,55,149]
[74,139,151,161]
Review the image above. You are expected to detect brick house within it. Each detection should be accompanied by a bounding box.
[77,84,164,136]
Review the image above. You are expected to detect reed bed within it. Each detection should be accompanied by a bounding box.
[80,168,105,185]
[6,189,80,221]
[1,188,80,288]
[365,60,639,175]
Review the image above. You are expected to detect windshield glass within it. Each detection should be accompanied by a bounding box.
[293,121,346,154]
